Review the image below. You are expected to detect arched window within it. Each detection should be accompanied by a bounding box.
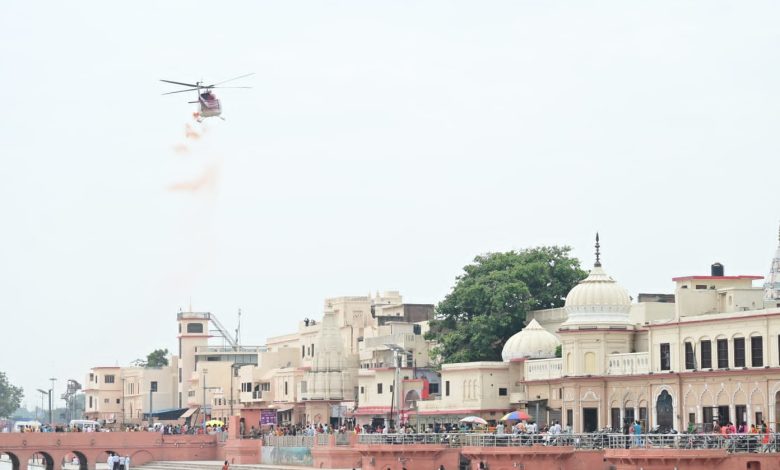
[656,390,673,431]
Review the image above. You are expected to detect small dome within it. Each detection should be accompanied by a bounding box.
[563,265,632,326]
[502,318,560,361]
[565,266,631,312]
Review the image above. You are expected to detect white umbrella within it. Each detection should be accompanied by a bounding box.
[459,416,488,425]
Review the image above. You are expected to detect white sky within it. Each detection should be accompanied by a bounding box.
[2,1,779,408]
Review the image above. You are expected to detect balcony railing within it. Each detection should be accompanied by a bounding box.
[364,333,417,349]
[239,390,270,402]
[195,345,267,353]
[606,352,649,376]
[524,358,563,381]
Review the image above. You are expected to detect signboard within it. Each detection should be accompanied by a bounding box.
[261,409,277,425]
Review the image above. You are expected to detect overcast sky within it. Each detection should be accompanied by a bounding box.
[2,1,779,409]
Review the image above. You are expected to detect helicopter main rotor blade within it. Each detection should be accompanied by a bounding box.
[206,86,253,90]
[208,73,255,87]
[160,79,201,87]
[162,88,199,95]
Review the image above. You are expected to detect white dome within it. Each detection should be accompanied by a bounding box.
[563,265,632,326]
[502,318,560,361]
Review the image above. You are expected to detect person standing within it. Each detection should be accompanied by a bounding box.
[119,456,125,470]
[633,420,642,447]
[124,456,130,470]
[221,460,229,470]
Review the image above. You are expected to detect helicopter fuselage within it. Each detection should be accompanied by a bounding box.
[188,89,222,122]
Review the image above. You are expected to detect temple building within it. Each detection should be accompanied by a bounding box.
[352,228,780,435]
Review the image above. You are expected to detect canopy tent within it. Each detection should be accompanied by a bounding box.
[142,407,190,421]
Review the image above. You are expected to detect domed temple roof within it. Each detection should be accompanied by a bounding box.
[502,318,560,361]
[562,233,632,327]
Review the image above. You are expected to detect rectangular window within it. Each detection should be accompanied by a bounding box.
[179,368,182,383]
[104,398,109,404]
[498,388,508,396]
[611,408,621,431]
[736,405,747,426]
[718,405,730,425]
[150,381,158,392]
[300,381,307,393]
[445,381,450,397]
[105,375,115,384]
[311,343,314,357]
[703,407,714,431]
[390,384,393,393]
[377,383,383,394]
[428,383,439,394]
[751,336,763,367]
[660,343,671,371]
[302,345,305,358]
[89,396,93,408]
[116,399,120,404]
[566,409,573,428]
[284,381,288,395]
[685,342,695,370]
[734,337,745,367]
[701,341,712,369]
[756,412,763,427]
[360,386,364,394]
[717,339,728,368]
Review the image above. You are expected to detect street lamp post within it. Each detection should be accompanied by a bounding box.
[149,381,157,429]
[385,344,409,430]
[202,369,208,428]
[49,378,56,425]
[36,390,47,424]
[229,364,243,417]
[121,378,126,429]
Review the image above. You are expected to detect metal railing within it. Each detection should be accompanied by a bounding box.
[609,433,779,453]
[355,433,780,453]
[262,435,315,447]
[316,433,330,446]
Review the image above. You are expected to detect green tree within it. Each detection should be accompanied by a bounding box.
[0,371,23,418]
[146,349,169,367]
[426,246,586,364]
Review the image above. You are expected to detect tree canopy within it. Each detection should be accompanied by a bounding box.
[134,349,170,368]
[146,349,169,367]
[426,246,587,364]
[0,371,23,418]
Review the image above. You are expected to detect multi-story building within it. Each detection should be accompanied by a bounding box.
[404,229,780,435]
[236,292,434,428]
[121,359,179,425]
[83,367,122,424]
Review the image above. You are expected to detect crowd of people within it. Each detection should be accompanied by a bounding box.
[106,453,131,470]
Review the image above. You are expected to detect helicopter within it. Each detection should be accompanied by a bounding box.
[161,73,253,122]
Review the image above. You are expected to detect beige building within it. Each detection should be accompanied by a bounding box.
[393,231,780,435]
[237,291,435,428]
[83,367,122,424]
[121,358,179,425]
